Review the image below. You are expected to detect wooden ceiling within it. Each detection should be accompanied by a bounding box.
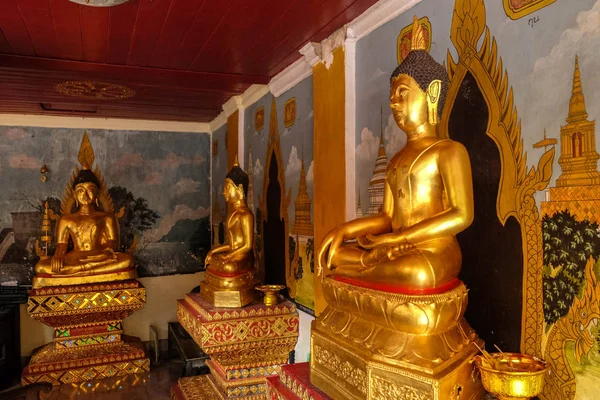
[0,0,378,123]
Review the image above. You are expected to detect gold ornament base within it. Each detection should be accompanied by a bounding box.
[309,277,484,399]
[174,293,299,399]
[199,270,259,308]
[22,280,149,386]
[22,339,149,386]
[311,330,482,400]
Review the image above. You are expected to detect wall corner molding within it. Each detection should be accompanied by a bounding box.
[346,0,423,41]
[209,111,227,132]
[223,96,243,117]
[300,42,321,67]
[268,57,312,98]
[240,85,270,108]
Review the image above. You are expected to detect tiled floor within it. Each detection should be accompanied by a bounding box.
[42,360,182,400]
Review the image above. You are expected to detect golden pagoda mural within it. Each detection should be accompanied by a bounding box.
[367,134,387,215]
[289,155,315,311]
[539,56,600,400]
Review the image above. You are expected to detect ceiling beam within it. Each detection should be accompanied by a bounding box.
[0,54,270,91]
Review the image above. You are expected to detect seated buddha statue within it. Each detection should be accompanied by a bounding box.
[33,134,136,289]
[200,157,257,307]
[318,21,473,292]
[310,18,482,399]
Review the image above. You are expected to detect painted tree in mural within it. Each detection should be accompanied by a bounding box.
[542,210,600,325]
[108,186,159,252]
[306,238,315,274]
[294,257,304,280]
[289,236,296,265]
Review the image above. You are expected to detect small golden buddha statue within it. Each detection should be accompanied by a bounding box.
[33,133,136,289]
[310,17,483,399]
[200,157,258,308]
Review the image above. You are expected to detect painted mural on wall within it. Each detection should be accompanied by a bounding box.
[0,127,210,285]
[354,0,600,397]
[503,0,556,19]
[211,124,228,248]
[244,77,315,312]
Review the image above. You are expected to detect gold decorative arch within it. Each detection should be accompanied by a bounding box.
[61,132,116,217]
[441,0,555,358]
[259,98,294,295]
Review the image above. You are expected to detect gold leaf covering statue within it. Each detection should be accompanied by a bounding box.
[200,156,258,308]
[310,16,483,399]
[33,133,136,289]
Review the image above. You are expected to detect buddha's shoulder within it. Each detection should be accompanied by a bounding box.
[430,138,468,155]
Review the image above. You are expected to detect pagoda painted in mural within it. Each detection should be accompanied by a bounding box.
[541,56,600,221]
[247,147,255,214]
[368,132,388,215]
[292,157,313,237]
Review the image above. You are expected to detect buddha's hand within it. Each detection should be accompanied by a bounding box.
[51,256,64,273]
[357,233,408,250]
[317,227,346,276]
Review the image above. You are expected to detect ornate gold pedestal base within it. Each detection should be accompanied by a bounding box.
[199,270,259,308]
[309,277,484,400]
[22,280,149,386]
[175,293,299,399]
[311,329,482,400]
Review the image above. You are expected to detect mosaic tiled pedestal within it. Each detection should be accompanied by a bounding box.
[22,280,150,386]
[171,293,299,399]
[266,363,330,400]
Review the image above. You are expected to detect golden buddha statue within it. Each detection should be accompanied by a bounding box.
[200,156,258,308]
[310,17,483,399]
[33,133,137,289]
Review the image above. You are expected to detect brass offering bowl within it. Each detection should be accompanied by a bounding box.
[256,285,285,306]
[474,353,548,400]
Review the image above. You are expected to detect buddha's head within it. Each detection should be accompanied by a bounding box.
[73,168,100,207]
[389,17,448,134]
[224,158,249,203]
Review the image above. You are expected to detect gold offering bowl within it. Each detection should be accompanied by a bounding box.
[256,285,285,306]
[474,353,548,400]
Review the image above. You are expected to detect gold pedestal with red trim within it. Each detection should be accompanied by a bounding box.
[309,277,484,400]
[172,293,299,400]
[22,280,150,386]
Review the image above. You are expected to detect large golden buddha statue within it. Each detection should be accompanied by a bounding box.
[200,156,258,308]
[310,17,483,399]
[33,133,136,289]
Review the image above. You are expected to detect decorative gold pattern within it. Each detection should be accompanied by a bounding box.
[397,16,432,63]
[175,294,298,400]
[184,293,296,321]
[283,98,296,128]
[313,345,367,395]
[255,107,265,131]
[23,280,149,386]
[278,369,318,400]
[371,377,431,400]
[444,0,555,358]
[55,80,135,100]
[503,0,556,20]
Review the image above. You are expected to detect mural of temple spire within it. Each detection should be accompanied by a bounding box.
[368,108,388,215]
[356,190,364,218]
[247,146,255,214]
[292,156,314,236]
[542,55,600,221]
[540,56,600,219]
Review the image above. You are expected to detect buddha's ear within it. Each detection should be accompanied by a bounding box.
[236,183,246,198]
[426,79,442,125]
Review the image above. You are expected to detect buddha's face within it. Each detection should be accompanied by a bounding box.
[223,178,243,203]
[75,182,99,206]
[390,74,429,133]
